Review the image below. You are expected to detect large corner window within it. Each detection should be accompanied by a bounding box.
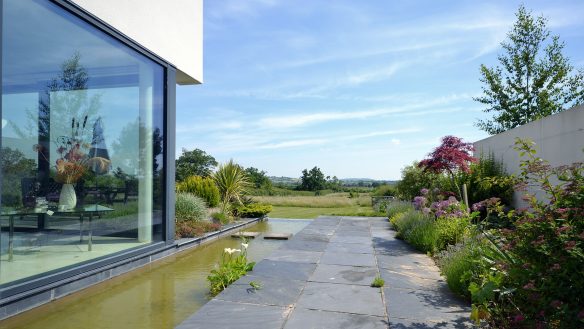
[1,0,165,286]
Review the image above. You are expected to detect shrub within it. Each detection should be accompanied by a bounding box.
[176,175,220,207]
[213,160,251,214]
[435,235,487,299]
[435,215,470,250]
[391,210,438,253]
[175,192,207,221]
[387,201,414,218]
[461,152,514,206]
[211,211,230,225]
[396,162,447,201]
[234,203,272,218]
[175,220,221,239]
[372,184,397,197]
[391,208,472,255]
[470,139,584,328]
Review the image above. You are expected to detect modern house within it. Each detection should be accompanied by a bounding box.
[0,0,202,318]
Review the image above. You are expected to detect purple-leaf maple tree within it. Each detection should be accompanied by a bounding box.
[418,135,476,200]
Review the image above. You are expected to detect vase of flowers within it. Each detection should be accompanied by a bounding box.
[36,116,91,210]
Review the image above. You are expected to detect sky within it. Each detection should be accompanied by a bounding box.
[175,0,584,180]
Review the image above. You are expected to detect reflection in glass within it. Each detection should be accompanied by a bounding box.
[1,0,165,286]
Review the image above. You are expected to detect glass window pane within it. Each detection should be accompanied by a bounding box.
[1,0,165,286]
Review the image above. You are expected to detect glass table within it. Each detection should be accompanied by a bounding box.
[1,204,113,261]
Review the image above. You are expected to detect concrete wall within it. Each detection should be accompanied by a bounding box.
[474,106,584,207]
[71,0,203,85]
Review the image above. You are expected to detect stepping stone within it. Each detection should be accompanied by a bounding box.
[263,233,293,240]
[231,231,260,239]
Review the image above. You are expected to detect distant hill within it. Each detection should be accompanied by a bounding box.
[268,176,397,187]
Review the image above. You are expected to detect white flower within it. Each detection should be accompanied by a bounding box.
[241,243,249,249]
[224,248,241,254]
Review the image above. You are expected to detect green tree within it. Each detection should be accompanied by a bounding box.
[395,162,446,201]
[300,166,326,191]
[475,5,584,135]
[175,148,217,181]
[244,167,272,189]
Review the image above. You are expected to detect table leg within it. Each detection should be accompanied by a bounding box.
[80,215,84,243]
[88,213,92,251]
[8,215,14,262]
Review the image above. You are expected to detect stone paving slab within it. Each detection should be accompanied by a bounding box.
[177,216,474,329]
[309,264,378,286]
[385,287,471,324]
[320,251,377,267]
[296,282,386,317]
[380,268,447,291]
[219,275,305,307]
[325,242,374,254]
[280,239,329,252]
[176,299,290,329]
[247,260,317,281]
[265,249,322,263]
[231,232,261,239]
[264,233,293,240]
[389,318,474,329]
[330,235,372,244]
[293,233,332,243]
[335,230,371,237]
[284,308,389,329]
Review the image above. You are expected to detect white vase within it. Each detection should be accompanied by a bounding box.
[59,183,77,210]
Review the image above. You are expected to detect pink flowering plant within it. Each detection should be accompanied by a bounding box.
[470,139,584,328]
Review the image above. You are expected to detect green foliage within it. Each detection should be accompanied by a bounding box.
[371,276,385,288]
[387,201,414,218]
[244,167,272,190]
[207,242,255,296]
[435,216,471,250]
[211,211,230,225]
[469,139,584,327]
[396,162,448,201]
[175,220,221,239]
[462,152,514,207]
[1,147,36,206]
[176,175,220,207]
[475,5,584,134]
[249,281,262,290]
[213,159,251,215]
[234,203,272,218]
[372,184,396,197]
[300,166,327,191]
[391,209,471,255]
[176,148,218,181]
[436,238,479,299]
[175,192,207,222]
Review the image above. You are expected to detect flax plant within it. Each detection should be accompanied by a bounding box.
[213,159,251,216]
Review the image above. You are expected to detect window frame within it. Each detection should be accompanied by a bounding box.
[0,0,177,300]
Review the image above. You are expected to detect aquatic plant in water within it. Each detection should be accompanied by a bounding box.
[207,239,255,296]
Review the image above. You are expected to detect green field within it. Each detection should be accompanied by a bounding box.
[252,192,388,219]
[268,205,386,219]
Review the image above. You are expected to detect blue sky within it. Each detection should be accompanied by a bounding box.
[176,0,584,180]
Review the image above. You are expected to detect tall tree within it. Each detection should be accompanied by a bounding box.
[175,148,217,181]
[418,136,475,200]
[300,166,327,191]
[244,167,272,189]
[475,5,584,135]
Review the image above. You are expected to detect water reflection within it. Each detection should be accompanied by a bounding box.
[0,219,310,329]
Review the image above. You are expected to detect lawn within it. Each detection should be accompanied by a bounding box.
[255,193,386,218]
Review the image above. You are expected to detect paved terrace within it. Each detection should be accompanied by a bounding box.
[177,216,473,329]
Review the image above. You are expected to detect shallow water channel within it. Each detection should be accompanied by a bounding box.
[1,219,310,329]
